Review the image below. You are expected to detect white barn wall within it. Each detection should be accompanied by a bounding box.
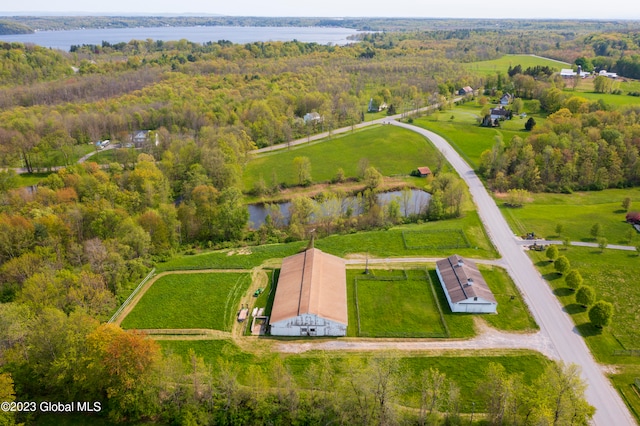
[435,265,497,314]
[270,313,347,337]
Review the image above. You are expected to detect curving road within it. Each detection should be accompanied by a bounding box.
[391,120,635,426]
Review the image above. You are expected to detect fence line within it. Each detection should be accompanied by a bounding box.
[613,349,640,357]
[354,277,362,336]
[425,267,450,338]
[108,268,156,324]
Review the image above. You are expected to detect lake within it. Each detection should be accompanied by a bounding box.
[0,26,362,51]
[248,189,431,229]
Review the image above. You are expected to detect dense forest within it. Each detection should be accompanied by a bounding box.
[1,19,639,424]
[1,16,639,32]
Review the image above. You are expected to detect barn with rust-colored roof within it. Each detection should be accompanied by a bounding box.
[435,254,497,313]
[269,248,347,336]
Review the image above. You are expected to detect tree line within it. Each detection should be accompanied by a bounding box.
[479,105,640,192]
[0,316,594,426]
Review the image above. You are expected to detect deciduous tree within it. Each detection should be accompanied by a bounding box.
[293,156,312,186]
[589,300,614,328]
[554,255,571,275]
[546,245,559,262]
[565,269,583,291]
[576,286,596,308]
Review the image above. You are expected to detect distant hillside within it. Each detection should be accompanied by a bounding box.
[0,20,33,35]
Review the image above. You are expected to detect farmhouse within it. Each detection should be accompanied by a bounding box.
[560,68,577,78]
[435,255,497,313]
[499,93,513,105]
[270,248,347,336]
[490,106,511,121]
[458,86,474,96]
[303,112,323,124]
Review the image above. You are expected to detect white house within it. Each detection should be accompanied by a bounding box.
[560,68,577,78]
[303,112,323,124]
[490,106,510,121]
[435,255,497,313]
[499,93,513,105]
[269,248,347,336]
[599,70,618,78]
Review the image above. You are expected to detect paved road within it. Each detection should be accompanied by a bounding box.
[391,120,635,426]
[250,100,460,155]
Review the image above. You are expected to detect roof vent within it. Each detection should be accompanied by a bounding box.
[466,278,473,286]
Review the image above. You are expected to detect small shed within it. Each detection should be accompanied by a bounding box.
[435,255,497,313]
[458,86,474,96]
[417,166,432,177]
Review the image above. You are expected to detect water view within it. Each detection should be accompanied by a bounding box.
[0,26,361,51]
[248,189,431,229]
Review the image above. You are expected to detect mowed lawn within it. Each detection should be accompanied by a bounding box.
[243,125,445,191]
[500,188,640,244]
[121,272,251,330]
[464,54,567,76]
[351,269,447,338]
[479,265,538,332]
[413,105,535,168]
[529,247,640,361]
[157,214,498,273]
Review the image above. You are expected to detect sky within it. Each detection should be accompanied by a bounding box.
[1,0,639,20]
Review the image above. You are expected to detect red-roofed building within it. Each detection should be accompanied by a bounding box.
[417,166,432,177]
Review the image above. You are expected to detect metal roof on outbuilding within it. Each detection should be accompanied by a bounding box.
[270,248,347,325]
[436,255,496,304]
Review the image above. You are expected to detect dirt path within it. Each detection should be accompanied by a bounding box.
[275,318,557,359]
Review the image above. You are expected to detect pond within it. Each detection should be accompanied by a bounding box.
[247,189,431,229]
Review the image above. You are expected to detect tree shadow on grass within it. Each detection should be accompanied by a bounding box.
[574,322,602,338]
[553,287,574,297]
[535,260,553,267]
[543,272,562,282]
[613,209,627,214]
[563,303,585,315]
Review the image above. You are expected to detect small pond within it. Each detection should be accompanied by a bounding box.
[247,189,431,229]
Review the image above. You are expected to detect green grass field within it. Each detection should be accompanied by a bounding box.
[352,269,447,338]
[528,246,640,421]
[243,125,447,191]
[159,338,551,413]
[465,54,568,76]
[121,272,251,330]
[610,367,640,422]
[347,264,535,338]
[413,104,538,168]
[500,188,640,244]
[529,247,640,361]
[402,228,470,249]
[14,172,51,187]
[157,214,498,272]
[563,77,640,106]
[479,265,538,331]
